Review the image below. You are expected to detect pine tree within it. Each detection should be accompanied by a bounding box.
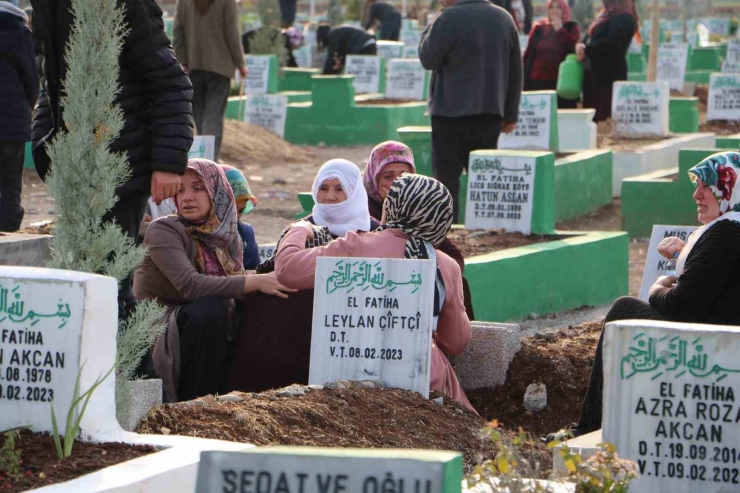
[43,0,164,422]
[251,0,288,65]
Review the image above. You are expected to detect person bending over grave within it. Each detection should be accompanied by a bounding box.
[274,173,476,412]
[134,159,296,402]
[317,23,377,75]
[361,0,402,41]
[221,165,261,270]
[362,141,475,319]
[553,151,740,440]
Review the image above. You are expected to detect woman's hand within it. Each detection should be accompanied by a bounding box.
[576,43,586,62]
[292,220,315,241]
[243,272,298,298]
[657,236,686,259]
[649,275,677,297]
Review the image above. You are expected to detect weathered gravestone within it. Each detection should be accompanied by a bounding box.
[309,257,435,397]
[498,91,559,151]
[345,55,385,94]
[376,40,404,60]
[244,55,278,94]
[657,42,690,92]
[612,82,670,137]
[638,225,698,301]
[188,135,216,160]
[196,447,463,493]
[245,95,289,138]
[707,74,740,121]
[603,320,740,493]
[386,59,428,101]
[0,267,120,437]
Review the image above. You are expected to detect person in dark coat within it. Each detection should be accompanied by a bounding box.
[31,0,194,317]
[0,2,38,232]
[362,0,402,41]
[317,23,377,75]
[576,0,638,122]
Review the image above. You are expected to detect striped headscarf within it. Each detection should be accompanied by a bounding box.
[377,174,453,259]
[221,164,257,215]
[363,141,416,204]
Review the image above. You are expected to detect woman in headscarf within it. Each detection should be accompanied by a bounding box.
[275,174,475,412]
[134,159,295,402]
[363,141,475,319]
[523,0,580,109]
[575,0,638,122]
[551,151,740,439]
[221,164,260,270]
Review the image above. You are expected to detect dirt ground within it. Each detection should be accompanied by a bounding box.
[447,230,564,258]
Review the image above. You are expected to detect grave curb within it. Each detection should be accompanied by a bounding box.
[554,149,613,223]
[716,133,740,149]
[0,233,52,267]
[558,109,597,151]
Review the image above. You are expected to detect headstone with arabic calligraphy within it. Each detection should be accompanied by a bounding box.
[188,135,215,160]
[245,95,288,138]
[402,44,419,59]
[376,41,404,61]
[258,243,277,264]
[700,17,730,37]
[0,267,120,435]
[612,82,670,137]
[707,74,740,121]
[657,42,690,92]
[722,61,740,74]
[244,55,277,95]
[498,91,558,151]
[464,151,537,234]
[638,225,698,302]
[726,39,740,65]
[344,55,384,94]
[603,320,740,493]
[386,59,428,101]
[309,257,435,397]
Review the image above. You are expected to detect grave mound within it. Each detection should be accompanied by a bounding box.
[220,120,311,165]
[447,230,565,258]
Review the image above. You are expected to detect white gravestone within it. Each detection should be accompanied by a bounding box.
[519,34,529,54]
[402,44,419,59]
[722,61,740,74]
[498,93,552,150]
[188,135,215,160]
[196,448,463,493]
[245,95,288,138]
[612,82,670,137]
[638,225,698,301]
[707,74,740,121]
[244,55,272,94]
[700,17,731,37]
[0,267,120,438]
[726,39,740,64]
[257,243,276,264]
[400,28,421,49]
[309,257,435,397]
[464,153,536,234]
[604,320,740,493]
[376,41,404,60]
[345,55,383,94]
[386,59,427,100]
[657,42,690,92]
[292,45,313,68]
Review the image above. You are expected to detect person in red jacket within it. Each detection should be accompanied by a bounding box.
[522,0,580,108]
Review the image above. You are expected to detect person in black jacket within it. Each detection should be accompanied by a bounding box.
[317,23,377,75]
[0,2,38,232]
[362,0,402,41]
[576,0,638,122]
[31,0,194,317]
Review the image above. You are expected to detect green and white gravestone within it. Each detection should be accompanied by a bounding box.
[722,62,740,74]
[638,225,698,301]
[245,94,289,138]
[707,75,740,121]
[244,55,278,94]
[188,135,215,160]
[700,17,730,37]
[603,320,740,493]
[657,42,690,92]
[345,55,385,94]
[196,447,463,493]
[386,59,428,100]
[498,91,559,151]
[376,40,405,60]
[612,82,670,137]
[309,257,435,397]
[726,39,740,65]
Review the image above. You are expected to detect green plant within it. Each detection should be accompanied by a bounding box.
[558,442,638,493]
[256,0,281,27]
[328,0,344,27]
[0,428,24,478]
[249,27,288,66]
[51,363,115,460]
[571,0,594,33]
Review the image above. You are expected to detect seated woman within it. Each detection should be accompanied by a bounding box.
[133,159,295,402]
[221,164,261,270]
[274,173,476,412]
[363,141,475,319]
[563,151,740,438]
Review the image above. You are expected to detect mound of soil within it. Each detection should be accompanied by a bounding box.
[220,120,312,166]
[700,119,740,136]
[467,322,601,439]
[597,119,669,151]
[447,230,565,258]
[0,430,156,493]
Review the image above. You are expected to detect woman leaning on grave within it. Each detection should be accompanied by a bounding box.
[133,159,296,402]
[549,151,740,441]
[273,173,476,413]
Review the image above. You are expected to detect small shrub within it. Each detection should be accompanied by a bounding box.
[0,429,23,479]
[558,442,638,493]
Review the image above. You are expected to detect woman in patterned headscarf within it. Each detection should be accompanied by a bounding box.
[550,151,740,441]
[134,159,295,402]
[274,174,476,412]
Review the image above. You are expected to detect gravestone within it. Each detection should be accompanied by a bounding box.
[196,447,463,493]
[292,45,313,68]
[498,91,559,151]
[345,55,385,94]
[707,74,740,121]
[188,135,215,160]
[402,44,419,59]
[519,34,529,53]
[657,42,690,92]
[629,38,643,55]
[722,61,740,74]
[464,151,537,234]
[0,267,119,437]
[245,95,288,138]
[386,59,428,100]
[603,320,740,493]
[612,82,670,137]
[400,28,422,50]
[244,55,278,94]
[257,243,276,264]
[638,225,698,301]
[700,17,730,37]
[376,40,404,60]
[309,257,435,397]
[726,39,740,64]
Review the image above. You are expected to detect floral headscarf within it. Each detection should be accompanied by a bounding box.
[363,141,416,204]
[221,164,257,215]
[175,159,244,277]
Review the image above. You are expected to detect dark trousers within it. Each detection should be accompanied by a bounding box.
[526,78,578,109]
[0,142,25,232]
[431,114,503,223]
[190,70,231,161]
[176,296,232,401]
[379,16,402,41]
[582,72,613,123]
[576,296,665,433]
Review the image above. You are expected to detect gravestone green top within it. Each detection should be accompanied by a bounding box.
[244,55,279,94]
[657,42,690,92]
[386,59,428,100]
[638,225,698,301]
[612,82,670,137]
[245,94,289,138]
[707,74,740,121]
[498,91,559,151]
[345,55,385,94]
[188,136,215,160]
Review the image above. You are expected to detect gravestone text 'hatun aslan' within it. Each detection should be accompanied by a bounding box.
[309,257,435,397]
[344,55,383,94]
[707,74,740,121]
[245,95,288,138]
[603,320,740,493]
[464,152,536,234]
[612,82,670,137]
[498,92,556,151]
[639,225,698,301]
